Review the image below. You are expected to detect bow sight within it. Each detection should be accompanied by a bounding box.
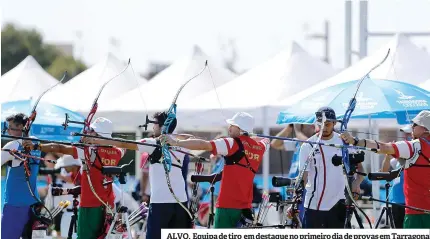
[138,115,157,131]
[62,113,86,130]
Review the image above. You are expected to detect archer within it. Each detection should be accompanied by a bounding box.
[84,112,192,239]
[341,110,430,228]
[23,117,126,238]
[290,107,364,228]
[161,112,270,228]
[1,113,44,238]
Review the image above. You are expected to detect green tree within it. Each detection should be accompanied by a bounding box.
[48,55,86,82]
[1,23,87,79]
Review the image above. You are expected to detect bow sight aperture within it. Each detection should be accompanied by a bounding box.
[138,115,157,131]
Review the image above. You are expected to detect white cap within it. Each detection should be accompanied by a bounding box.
[226,112,255,133]
[90,117,113,138]
[400,124,412,133]
[412,110,430,130]
[55,155,82,169]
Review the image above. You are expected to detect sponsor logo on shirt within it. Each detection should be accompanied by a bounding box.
[100,148,118,155]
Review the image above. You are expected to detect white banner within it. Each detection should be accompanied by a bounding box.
[161,229,430,239]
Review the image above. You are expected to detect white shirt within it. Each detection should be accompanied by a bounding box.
[298,132,346,211]
[137,138,188,203]
[1,140,23,167]
[391,139,424,168]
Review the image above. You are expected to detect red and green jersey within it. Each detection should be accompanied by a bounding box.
[73,147,125,208]
[210,136,269,209]
[392,136,430,215]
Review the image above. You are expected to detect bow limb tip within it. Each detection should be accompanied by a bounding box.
[204,60,208,66]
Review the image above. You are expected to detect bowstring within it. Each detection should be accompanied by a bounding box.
[207,62,228,121]
[129,60,148,138]
[191,61,231,222]
[382,40,406,210]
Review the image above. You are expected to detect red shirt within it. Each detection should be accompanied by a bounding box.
[392,137,430,215]
[210,136,269,209]
[73,147,125,208]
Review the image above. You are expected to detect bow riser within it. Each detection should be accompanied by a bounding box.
[339,49,391,228]
[158,61,209,222]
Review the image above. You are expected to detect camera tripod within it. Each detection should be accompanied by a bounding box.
[374,182,395,228]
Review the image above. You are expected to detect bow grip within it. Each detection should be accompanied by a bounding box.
[161,145,172,172]
[162,114,176,135]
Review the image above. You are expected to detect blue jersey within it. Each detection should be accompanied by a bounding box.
[4,143,41,207]
[389,171,405,204]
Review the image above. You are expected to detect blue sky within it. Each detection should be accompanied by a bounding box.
[2,0,430,74]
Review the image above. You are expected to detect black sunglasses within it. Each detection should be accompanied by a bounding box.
[315,111,337,122]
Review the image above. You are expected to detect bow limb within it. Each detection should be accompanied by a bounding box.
[287,114,326,228]
[340,49,391,229]
[65,60,131,217]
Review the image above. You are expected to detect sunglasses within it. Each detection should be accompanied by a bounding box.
[315,111,337,122]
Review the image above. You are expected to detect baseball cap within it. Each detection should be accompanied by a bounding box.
[400,125,412,133]
[90,117,113,138]
[55,155,82,169]
[412,110,430,130]
[315,106,337,122]
[226,112,255,133]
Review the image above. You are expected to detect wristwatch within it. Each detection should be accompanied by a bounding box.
[33,143,40,151]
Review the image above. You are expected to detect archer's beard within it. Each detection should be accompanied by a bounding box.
[322,131,333,138]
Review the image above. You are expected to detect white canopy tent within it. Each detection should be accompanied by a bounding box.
[97,45,237,113]
[93,42,336,132]
[0,56,60,103]
[42,53,147,111]
[181,41,337,111]
[292,34,430,97]
[172,41,337,131]
[274,34,430,111]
